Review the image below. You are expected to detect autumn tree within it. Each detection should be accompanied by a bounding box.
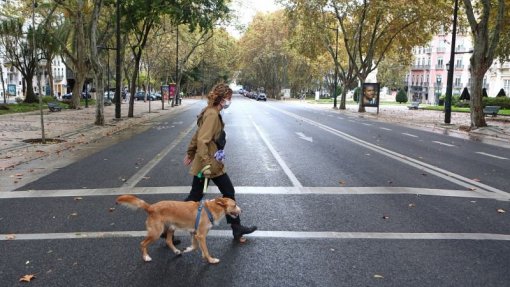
[462,0,506,127]
[331,0,450,112]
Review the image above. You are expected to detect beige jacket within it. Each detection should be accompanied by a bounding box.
[187,107,225,177]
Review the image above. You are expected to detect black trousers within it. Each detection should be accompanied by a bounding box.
[185,173,240,225]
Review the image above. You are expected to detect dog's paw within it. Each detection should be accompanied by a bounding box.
[173,249,182,255]
[143,255,152,262]
[183,246,195,253]
[208,258,220,264]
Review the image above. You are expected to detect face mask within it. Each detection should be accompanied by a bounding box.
[223,100,231,109]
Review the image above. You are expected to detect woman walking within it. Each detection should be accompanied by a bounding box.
[183,83,257,243]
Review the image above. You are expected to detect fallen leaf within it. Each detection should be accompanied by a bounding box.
[373,274,384,279]
[6,234,16,240]
[497,209,506,214]
[469,187,477,191]
[142,176,151,180]
[472,178,481,182]
[421,173,427,176]
[338,180,346,185]
[74,197,83,201]
[382,215,389,219]
[109,207,115,212]
[19,274,36,282]
[408,203,416,208]
[68,212,78,218]
[15,173,23,177]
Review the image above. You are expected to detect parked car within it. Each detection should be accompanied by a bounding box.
[61,93,72,100]
[134,92,156,101]
[256,93,267,101]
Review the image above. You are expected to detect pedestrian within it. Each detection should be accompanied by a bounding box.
[183,82,257,243]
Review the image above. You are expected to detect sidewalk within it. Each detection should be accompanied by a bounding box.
[0,99,198,171]
[295,101,510,147]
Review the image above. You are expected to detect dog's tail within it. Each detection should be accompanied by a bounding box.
[116,195,150,212]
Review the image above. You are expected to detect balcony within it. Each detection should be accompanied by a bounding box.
[412,65,431,70]
[436,47,446,53]
[54,75,64,81]
[454,64,464,70]
[435,64,445,70]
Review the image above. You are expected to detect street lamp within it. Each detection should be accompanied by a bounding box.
[172,25,179,107]
[444,0,459,124]
[97,46,115,102]
[333,26,339,109]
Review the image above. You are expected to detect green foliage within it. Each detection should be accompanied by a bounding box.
[395,89,408,103]
[482,88,488,97]
[459,87,470,100]
[496,88,507,97]
[482,96,510,109]
[42,96,56,103]
[353,87,360,102]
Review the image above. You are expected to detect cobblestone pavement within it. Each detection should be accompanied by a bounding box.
[0,99,197,172]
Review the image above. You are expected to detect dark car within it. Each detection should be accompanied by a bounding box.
[134,92,156,101]
[256,93,267,101]
[61,93,72,100]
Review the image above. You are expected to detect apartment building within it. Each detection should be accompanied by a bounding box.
[406,31,510,104]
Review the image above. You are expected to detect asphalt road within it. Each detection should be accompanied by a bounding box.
[1,95,509,286]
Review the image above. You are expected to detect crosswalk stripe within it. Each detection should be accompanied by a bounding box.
[1,186,506,201]
[3,230,510,241]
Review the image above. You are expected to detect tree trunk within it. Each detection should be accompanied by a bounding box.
[358,78,366,112]
[46,58,54,98]
[128,52,142,117]
[468,59,488,127]
[23,72,38,103]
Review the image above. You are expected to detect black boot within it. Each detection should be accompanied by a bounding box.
[231,224,257,241]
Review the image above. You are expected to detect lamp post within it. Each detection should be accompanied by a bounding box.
[333,26,339,109]
[115,0,121,119]
[444,0,459,124]
[97,46,114,102]
[172,25,179,107]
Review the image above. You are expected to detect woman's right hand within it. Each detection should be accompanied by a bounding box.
[183,154,193,166]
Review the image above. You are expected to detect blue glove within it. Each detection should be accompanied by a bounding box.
[214,150,225,162]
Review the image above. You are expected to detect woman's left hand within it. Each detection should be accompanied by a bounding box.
[183,154,193,166]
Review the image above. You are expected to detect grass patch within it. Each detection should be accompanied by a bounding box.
[0,99,96,115]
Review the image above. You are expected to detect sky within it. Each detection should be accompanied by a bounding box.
[226,0,284,39]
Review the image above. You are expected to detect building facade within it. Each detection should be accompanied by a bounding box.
[406,31,510,104]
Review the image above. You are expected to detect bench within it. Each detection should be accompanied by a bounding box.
[408,101,420,110]
[48,102,62,112]
[483,105,500,117]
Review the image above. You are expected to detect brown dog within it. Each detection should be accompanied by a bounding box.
[116,195,241,264]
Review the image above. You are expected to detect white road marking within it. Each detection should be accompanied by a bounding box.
[264,105,510,199]
[362,123,373,126]
[2,187,506,201]
[337,117,344,120]
[433,141,456,147]
[296,132,313,142]
[3,230,509,241]
[379,127,392,131]
[476,152,508,160]
[402,133,419,138]
[251,120,303,187]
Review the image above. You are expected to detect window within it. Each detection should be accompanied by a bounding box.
[437,58,443,67]
[504,80,510,92]
[454,77,461,86]
[436,75,442,84]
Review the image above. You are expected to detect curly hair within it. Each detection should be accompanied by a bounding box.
[207,83,232,107]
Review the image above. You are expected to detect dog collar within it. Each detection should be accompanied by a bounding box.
[194,200,215,231]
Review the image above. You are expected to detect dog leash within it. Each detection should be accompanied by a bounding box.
[194,164,213,231]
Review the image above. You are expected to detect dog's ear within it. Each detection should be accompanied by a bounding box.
[214,197,227,207]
